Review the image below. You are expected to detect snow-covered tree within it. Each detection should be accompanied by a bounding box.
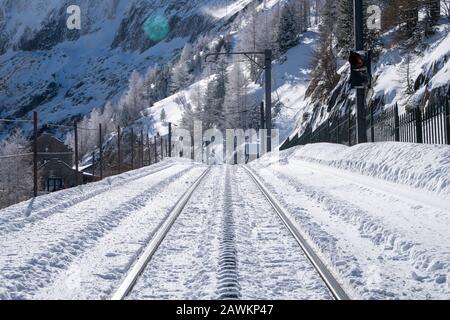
[144,64,171,106]
[278,2,300,52]
[0,130,32,208]
[117,70,145,126]
[306,0,339,101]
[223,61,247,129]
[160,108,167,124]
[336,0,382,57]
[170,43,194,93]
[178,94,196,134]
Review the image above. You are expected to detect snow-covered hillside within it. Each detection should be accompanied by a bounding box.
[290,20,450,137]
[0,0,254,133]
[149,29,318,140]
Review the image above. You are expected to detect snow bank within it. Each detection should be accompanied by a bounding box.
[0,159,193,230]
[251,142,450,299]
[274,142,450,197]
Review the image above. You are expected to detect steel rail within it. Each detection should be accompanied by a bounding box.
[242,165,351,301]
[111,166,212,300]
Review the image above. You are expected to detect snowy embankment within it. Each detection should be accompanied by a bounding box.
[250,142,450,299]
[285,142,450,197]
[0,159,207,300]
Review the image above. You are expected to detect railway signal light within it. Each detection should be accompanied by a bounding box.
[348,50,371,89]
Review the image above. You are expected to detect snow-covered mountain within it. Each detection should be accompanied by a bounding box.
[0,0,254,129]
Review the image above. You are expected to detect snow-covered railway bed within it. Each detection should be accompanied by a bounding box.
[250,161,450,300]
[232,166,336,300]
[123,166,222,300]
[124,165,336,300]
[0,161,207,300]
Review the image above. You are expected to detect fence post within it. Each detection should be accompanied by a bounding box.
[260,102,265,130]
[165,139,168,157]
[74,121,79,187]
[415,108,423,143]
[92,152,96,178]
[33,112,38,197]
[348,109,352,146]
[445,95,450,145]
[154,136,158,163]
[147,132,151,165]
[99,124,103,180]
[137,131,141,169]
[327,119,331,143]
[131,128,134,170]
[337,115,340,144]
[370,105,375,143]
[160,135,164,160]
[141,131,144,167]
[168,122,172,157]
[117,126,122,175]
[394,103,400,142]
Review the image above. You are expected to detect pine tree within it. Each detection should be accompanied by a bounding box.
[223,61,247,129]
[422,0,441,36]
[336,0,382,57]
[117,70,145,127]
[170,43,194,93]
[178,94,196,134]
[306,0,339,101]
[336,0,353,56]
[278,2,300,52]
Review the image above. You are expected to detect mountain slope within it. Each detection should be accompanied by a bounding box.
[0,0,253,131]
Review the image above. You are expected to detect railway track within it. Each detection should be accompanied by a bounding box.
[110,164,349,300]
[111,166,212,300]
[242,165,350,301]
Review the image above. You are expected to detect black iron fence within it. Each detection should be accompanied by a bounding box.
[281,92,450,150]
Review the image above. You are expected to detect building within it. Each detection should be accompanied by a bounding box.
[36,134,94,193]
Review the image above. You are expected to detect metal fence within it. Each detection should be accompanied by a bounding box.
[281,92,450,150]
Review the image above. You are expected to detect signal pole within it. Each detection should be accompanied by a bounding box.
[354,0,367,144]
[264,49,272,151]
[205,50,273,152]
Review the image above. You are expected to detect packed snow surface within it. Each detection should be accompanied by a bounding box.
[0,142,449,300]
[128,165,332,300]
[250,142,450,299]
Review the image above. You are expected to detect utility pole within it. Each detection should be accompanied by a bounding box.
[160,134,164,160]
[74,121,79,187]
[33,112,38,197]
[168,122,172,157]
[205,49,273,152]
[260,102,265,130]
[131,128,134,170]
[139,130,143,168]
[99,124,103,180]
[147,132,151,165]
[154,136,158,163]
[117,126,122,175]
[354,0,367,144]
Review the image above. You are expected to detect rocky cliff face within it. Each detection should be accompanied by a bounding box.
[0,0,235,133]
[300,24,450,135]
